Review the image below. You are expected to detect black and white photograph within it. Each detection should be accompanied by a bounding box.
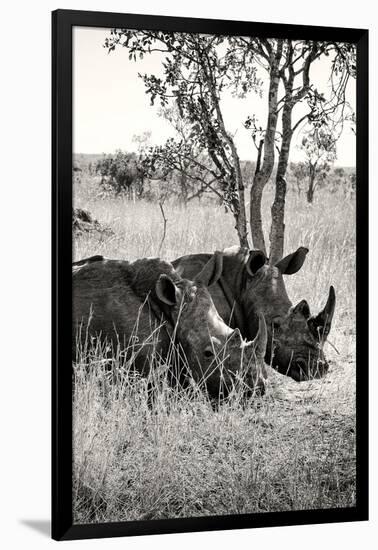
[71,20,359,525]
[46,6,370,541]
[1,1,374,547]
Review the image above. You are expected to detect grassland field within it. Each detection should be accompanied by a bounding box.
[72,172,356,524]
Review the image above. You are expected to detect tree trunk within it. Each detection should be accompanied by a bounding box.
[233,208,249,247]
[250,41,283,254]
[201,55,250,248]
[250,174,267,254]
[269,175,287,264]
[210,94,249,247]
[307,172,315,203]
[269,101,293,265]
[232,144,249,248]
[179,172,188,206]
[228,165,249,248]
[233,182,249,248]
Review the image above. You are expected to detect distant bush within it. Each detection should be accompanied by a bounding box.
[287,163,356,199]
[96,150,145,197]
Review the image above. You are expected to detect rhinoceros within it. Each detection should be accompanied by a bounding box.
[72,254,267,398]
[173,246,335,382]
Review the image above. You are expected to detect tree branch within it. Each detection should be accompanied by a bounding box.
[157,201,168,256]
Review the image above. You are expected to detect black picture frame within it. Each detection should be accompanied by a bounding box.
[52,9,369,541]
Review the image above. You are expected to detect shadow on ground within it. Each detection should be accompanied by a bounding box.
[20,519,50,537]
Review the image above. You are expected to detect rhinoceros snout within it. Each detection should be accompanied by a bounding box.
[313,359,329,378]
[291,357,329,381]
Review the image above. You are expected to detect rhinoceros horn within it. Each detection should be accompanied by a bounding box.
[253,313,267,357]
[308,286,336,341]
[244,313,267,358]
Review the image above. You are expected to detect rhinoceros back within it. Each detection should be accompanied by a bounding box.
[73,258,172,369]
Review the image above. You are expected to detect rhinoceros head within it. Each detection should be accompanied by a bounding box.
[269,287,336,381]
[196,317,268,400]
[155,253,267,398]
[237,246,336,380]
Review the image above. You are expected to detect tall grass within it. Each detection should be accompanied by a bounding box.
[73,176,356,523]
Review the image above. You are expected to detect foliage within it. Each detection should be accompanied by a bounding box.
[96,150,145,196]
[104,31,356,253]
[142,138,225,203]
[288,161,307,195]
[139,107,225,204]
[234,39,356,259]
[332,167,356,197]
[301,128,337,164]
[300,127,337,203]
[104,30,250,244]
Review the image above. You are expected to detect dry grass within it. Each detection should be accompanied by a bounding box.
[73,175,356,523]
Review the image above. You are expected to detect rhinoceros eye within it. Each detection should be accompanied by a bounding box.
[204,347,215,359]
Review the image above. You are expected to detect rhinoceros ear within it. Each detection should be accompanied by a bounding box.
[194,251,223,287]
[275,247,309,275]
[246,249,267,276]
[175,264,185,278]
[155,274,180,306]
[292,299,311,319]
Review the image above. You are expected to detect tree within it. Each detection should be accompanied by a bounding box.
[349,170,356,197]
[142,106,223,205]
[105,31,356,257]
[300,127,337,203]
[331,166,356,198]
[231,38,355,261]
[231,38,284,256]
[289,161,307,195]
[105,30,255,246]
[142,138,224,205]
[96,150,145,197]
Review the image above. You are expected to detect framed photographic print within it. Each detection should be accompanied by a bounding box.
[52,9,368,541]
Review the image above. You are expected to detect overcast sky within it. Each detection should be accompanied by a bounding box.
[73,27,356,166]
